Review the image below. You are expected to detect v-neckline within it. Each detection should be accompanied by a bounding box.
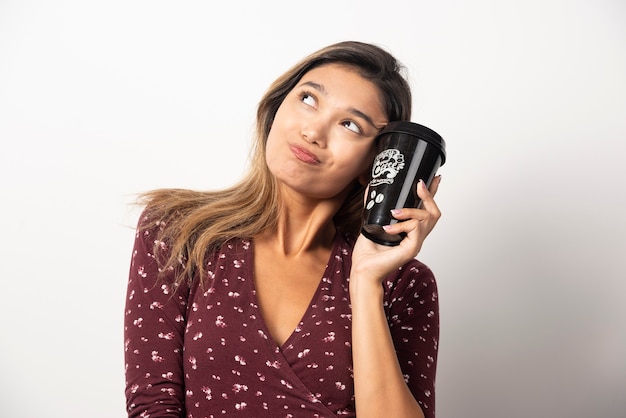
[248,233,342,351]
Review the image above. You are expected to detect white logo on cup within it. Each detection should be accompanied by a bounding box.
[366,190,385,210]
[370,149,405,187]
[366,149,405,210]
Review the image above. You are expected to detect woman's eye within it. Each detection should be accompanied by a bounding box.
[342,120,362,134]
[301,93,316,107]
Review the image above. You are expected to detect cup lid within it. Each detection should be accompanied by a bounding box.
[377,121,446,166]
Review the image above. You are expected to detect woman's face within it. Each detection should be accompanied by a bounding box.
[266,63,388,201]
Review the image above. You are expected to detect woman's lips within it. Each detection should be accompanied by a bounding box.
[289,145,320,164]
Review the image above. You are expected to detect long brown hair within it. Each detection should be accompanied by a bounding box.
[138,40,413,285]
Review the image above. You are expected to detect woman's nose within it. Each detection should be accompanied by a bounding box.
[301,119,327,147]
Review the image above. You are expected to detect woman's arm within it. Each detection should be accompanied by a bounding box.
[124,217,189,418]
[350,178,441,418]
[350,279,426,417]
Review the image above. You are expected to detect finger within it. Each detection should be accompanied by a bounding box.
[417,179,441,217]
[428,175,442,197]
[382,218,420,236]
[390,207,429,221]
[384,217,435,250]
[387,208,439,237]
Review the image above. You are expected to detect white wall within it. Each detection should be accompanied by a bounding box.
[1,1,624,417]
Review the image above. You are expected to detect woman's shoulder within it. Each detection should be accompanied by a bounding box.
[383,257,437,303]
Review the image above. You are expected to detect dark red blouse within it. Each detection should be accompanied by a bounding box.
[124,218,439,418]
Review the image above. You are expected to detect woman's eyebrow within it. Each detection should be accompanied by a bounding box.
[348,107,380,130]
[300,80,326,94]
[299,81,380,130]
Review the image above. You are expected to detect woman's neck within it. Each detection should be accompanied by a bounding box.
[256,187,344,257]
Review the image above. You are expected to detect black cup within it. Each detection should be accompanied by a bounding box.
[361,121,446,246]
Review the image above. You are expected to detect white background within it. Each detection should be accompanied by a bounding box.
[1,1,625,417]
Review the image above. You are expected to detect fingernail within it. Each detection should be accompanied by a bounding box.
[383,224,393,231]
[390,209,402,215]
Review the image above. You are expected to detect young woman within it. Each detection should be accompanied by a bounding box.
[124,40,442,418]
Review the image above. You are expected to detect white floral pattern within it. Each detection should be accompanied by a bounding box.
[124,216,439,417]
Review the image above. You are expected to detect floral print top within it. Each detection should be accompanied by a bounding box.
[124,217,439,418]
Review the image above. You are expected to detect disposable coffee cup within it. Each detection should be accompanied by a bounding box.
[361,121,446,246]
